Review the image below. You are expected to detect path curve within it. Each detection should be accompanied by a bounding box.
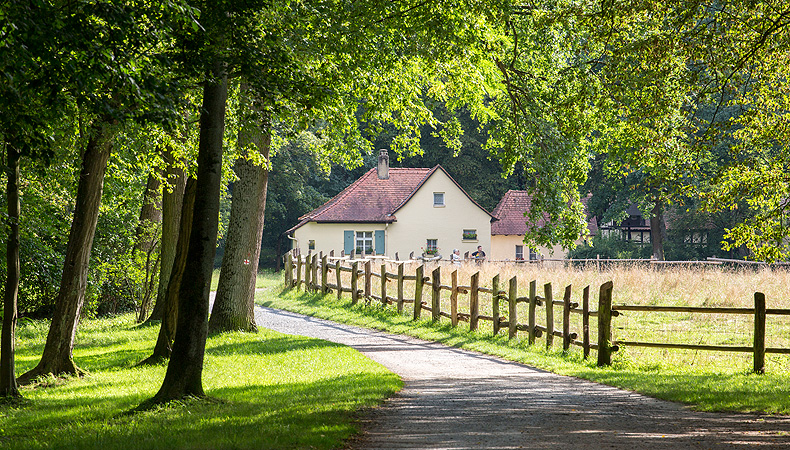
[255,306,790,449]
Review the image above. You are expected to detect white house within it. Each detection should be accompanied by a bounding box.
[287,150,495,259]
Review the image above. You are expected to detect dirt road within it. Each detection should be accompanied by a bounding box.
[255,306,790,449]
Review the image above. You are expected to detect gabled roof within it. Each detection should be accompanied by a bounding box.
[491,190,598,236]
[288,165,493,233]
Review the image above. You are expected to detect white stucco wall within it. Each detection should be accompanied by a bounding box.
[490,235,565,261]
[387,170,492,259]
[292,222,387,256]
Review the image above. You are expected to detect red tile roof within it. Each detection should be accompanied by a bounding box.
[491,190,598,236]
[303,167,432,223]
[288,165,493,233]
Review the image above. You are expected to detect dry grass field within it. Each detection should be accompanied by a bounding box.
[324,259,790,374]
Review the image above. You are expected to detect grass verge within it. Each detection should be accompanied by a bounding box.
[261,275,790,415]
[4,313,401,450]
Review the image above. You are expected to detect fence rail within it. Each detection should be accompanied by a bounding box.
[282,251,790,373]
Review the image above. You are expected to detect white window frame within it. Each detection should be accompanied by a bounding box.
[462,229,478,241]
[355,231,374,254]
[515,245,524,260]
[426,239,438,253]
[433,192,445,207]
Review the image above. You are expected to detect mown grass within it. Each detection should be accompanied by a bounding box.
[3,312,401,450]
[262,264,790,415]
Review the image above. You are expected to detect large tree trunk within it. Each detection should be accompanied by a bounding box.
[1,145,21,398]
[145,150,187,324]
[650,200,667,261]
[150,60,227,402]
[138,177,196,365]
[209,106,270,334]
[135,173,163,323]
[18,122,115,384]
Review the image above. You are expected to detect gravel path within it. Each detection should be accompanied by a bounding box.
[254,305,790,449]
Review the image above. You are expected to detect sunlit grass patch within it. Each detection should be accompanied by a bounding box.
[3,311,400,450]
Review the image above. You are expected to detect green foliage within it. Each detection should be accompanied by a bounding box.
[5,313,400,449]
[568,234,651,260]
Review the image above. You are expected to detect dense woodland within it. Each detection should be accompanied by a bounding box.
[1,0,789,403]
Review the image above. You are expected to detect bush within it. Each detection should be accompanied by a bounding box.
[568,234,652,260]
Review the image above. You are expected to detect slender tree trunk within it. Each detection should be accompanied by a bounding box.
[150,59,227,402]
[136,173,163,323]
[133,173,163,253]
[209,103,270,334]
[1,145,21,398]
[144,150,186,324]
[650,200,666,261]
[18,122,115,384]
[138,177,196,365]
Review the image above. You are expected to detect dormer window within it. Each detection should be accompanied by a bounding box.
[433,192,445,207]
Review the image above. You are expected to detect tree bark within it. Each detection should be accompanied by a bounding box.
[18,121,115,384]
[150,60,227,402]
[133,173,163,253]
[138,177,196,365]
[135,173,163,323]
[144,150,186,324]
[209,104,271,334]
[650,200,667,261]
[1,145,21,398]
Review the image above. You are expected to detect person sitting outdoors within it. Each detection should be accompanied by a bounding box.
[471,245,486,262]
[451,248,462,265]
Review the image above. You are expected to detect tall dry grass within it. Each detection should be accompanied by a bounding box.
[321,259,790,372]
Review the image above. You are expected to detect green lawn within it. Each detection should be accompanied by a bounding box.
[3,312,401,450]
[263,271,790,415]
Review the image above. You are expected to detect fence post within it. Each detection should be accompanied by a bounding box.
[545,283,554,349]
[470,272,480,331]
[321,254,328,294]
[754,292,766,374]
[336,259,342,301]
[351,261,359,305]
[414,265,424,320]
[364,260,372,303]
[508,276,518,339]
[451,270,459,327]
[583,285,590,359]
[528,280,537,345]
[305,252,312,291]
[492,274,500,335]
[380,263,387,306]
[563,284,572,351]
[285,253,293,289]
[312,254,319,292]
[296,255,303,291]
[432,267,441,321]
[597,281,614,366]
[397,263,405,313]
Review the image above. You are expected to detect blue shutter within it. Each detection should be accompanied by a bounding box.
[344,230,354,254]
[374,230,385,255]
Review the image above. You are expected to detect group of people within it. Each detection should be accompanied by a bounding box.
[450,246,486,265]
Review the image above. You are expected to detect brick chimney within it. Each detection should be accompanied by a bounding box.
[377,148,389,180]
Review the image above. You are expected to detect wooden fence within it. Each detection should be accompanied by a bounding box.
[282,252,790,373]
